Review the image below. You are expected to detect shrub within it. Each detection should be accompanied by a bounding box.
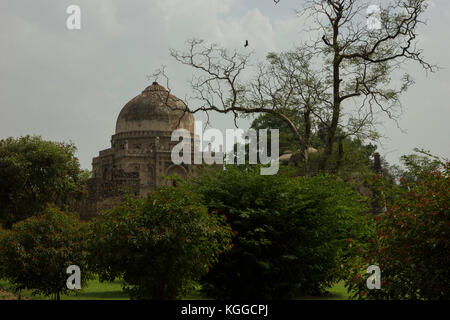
[87,186,232,300]
[0,207,90,300]
[347,162,449,300]
[190,165,369,299]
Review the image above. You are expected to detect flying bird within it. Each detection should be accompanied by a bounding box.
[244,40,248,48]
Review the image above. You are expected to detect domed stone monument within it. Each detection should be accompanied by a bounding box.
[79,82,197,219]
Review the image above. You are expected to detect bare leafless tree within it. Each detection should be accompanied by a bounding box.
[155,40,326,161]
[300,0,435,169]
[155,0,436,171]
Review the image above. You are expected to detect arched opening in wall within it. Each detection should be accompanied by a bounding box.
[164,165,187,186]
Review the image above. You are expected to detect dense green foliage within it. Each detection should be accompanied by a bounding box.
[250,112,378,176]
[0,207,90,300]
[190,165,369,299]
[0,135,85,228]
[347,161,449,300]
[250,110,304,155]
[87,186,232,299]
[0,226,6,278]
[388,148,445,184]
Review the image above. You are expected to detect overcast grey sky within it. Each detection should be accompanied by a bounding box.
[0,0,449,170]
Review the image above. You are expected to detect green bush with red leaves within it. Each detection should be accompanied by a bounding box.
[347,162,449,300]
[87,185,232,299]
[0,207,90,300]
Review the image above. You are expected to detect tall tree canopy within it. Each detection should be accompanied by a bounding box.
[0,135,85,228]
[158,0,435,171]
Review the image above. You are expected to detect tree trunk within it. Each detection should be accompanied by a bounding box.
[320,62,341,171]
[304,107,311,148]
[336,137,344,172]
[320,10,342,172]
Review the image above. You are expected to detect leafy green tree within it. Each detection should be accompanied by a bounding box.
[88,186,232,300]
[0,135,85,228]
[0,207,90,300]
[250,112,378,176]
[190,165,369,299]
[249,117,378,185]
[390,148,446,184]
[250,111,310,156]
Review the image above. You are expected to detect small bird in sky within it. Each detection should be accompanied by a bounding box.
[244,40,248,48]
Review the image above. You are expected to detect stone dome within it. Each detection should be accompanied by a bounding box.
[115,82,194,134]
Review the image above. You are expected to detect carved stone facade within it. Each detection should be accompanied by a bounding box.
[78,82,197,219]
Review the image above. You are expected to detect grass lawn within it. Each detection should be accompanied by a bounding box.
[0,277,353,300]
[297,281,353,300]
[0,277,128,300]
